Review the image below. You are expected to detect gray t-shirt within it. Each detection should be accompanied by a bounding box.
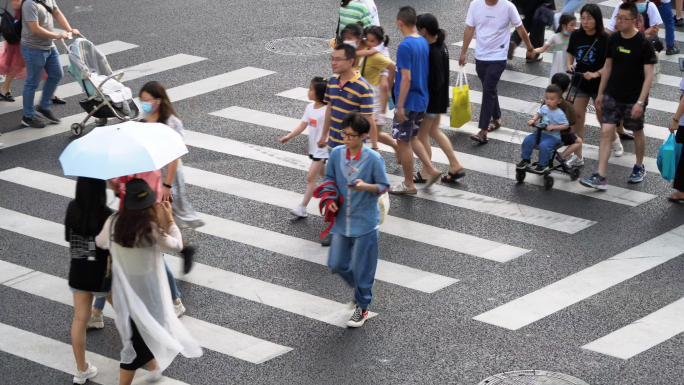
[21,0,58,50]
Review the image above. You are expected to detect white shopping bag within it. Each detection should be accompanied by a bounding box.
[378,192,390,225]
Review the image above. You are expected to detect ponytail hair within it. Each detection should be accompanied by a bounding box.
[416,13,446,47]
[556,13,577,33]
[341,0,351,7]
[364,26,390,47]
[311,77,328,104]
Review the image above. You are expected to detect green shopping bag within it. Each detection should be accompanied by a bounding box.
[450,67,471,128]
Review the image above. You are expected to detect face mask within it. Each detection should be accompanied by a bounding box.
[343,40,359,49]
[141,101,156,114]
[563,30,571,36]
[637,3,647,13]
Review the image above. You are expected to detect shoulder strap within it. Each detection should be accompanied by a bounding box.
[24,0,52,15]
[360,56,367,77]
[335,14,341,37]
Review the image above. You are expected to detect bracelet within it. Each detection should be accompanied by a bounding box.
[162,183,172,188]
[674,117,680,122]
[371,147,379,150]
[636,101,645,106]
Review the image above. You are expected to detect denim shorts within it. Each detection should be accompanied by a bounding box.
[569,86,597,101]
[601,94,647,132]
[425,112,438,119]
[69,287,110,298]
[392,110,424,142]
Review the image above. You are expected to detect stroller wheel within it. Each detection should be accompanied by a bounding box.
[515,169,526,183]
[71,123,84,137]
[96,117,108,127]
[570,167,581,181]
[544,176,554,190]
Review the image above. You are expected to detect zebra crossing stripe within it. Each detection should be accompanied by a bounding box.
[211,105,596,233]
[581,297,684,360]
[0,54,207,116]
[0,260,293,364]
[0,66,275,148]
[0,207,374,328]
[58,40,138,67]
[448,61,682,115]
[276,89,657,207]
[0,322,187,384]
[473,224,684,330]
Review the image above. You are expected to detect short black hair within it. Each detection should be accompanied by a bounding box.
[397,6,417,27]
[334,43,357,66]
[545,84,564,99]
[618,2,638,20]
[551,73,571,92]
[342,112,370,135]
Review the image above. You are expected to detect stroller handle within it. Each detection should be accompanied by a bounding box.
[56,32,86,55]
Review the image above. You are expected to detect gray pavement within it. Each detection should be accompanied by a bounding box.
[1,0,684,384]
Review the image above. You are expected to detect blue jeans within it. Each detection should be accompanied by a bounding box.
[521,132,562,166]
[658,2,676,48]
[328,229,379,310]
[93,260,180,310]
[20,45,63,118]
[555,0,585,29]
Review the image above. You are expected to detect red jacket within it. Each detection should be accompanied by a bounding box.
[313,182,343,239]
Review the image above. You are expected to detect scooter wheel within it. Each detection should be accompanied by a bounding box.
[570,167,581,181]
[544,176,554,190]
[95,117,108,127]
[70,123,84,136]
[515,169,526,183]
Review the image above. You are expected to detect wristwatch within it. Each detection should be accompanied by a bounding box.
[162,182,172,188]
[636,101,645,106]
[674,117,680,122]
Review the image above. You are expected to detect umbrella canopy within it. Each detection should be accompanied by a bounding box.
[59,121,189,180]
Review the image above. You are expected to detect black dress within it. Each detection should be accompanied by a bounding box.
[674,126,684,193]
[426,42,450,115]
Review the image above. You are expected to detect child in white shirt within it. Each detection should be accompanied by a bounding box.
[280,77,329,218]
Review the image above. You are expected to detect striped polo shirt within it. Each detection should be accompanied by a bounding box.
[339,1,373,30]
[323,72,374,149]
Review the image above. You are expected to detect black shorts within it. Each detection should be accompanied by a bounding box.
[120,320,155,371]
[601,94,647,132]
[561,133,579,146]
[309,154,327,162]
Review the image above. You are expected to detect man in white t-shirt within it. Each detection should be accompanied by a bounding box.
[359,0,380,26]
[459,0,535,144]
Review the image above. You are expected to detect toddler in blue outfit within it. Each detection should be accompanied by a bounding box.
[517,85,570,172]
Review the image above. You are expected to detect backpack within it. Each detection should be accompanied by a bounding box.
[0,0,53,45]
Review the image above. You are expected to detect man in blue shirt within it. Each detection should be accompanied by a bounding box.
[322,112,389,328]
[390,6,442,195]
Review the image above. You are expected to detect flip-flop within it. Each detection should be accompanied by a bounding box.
[619,133,634,141]
[413,172,427,183]
[388,182,417,195]
[470,131,488,144]
[668,193,684,202]
[487,120,501,132]
[442,170,466,183]
[425,172,442,188]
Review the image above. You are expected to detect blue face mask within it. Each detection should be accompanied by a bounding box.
[637,3,647,13]
[141,101,156,114]
[563,30,571,36]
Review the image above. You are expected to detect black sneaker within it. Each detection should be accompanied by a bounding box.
[181,245,196,274]
[534,164,549,172]
[35,107,60,124]
[347,306,369,328]
[321,233,332,247]
[51,96,67,105]
[516,159,531,170]
[675,17,684,27]
[526,53,543,63]
[21,115,46,128]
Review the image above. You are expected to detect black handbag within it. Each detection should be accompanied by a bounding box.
[0,0,20,45]
[533,4,555,27]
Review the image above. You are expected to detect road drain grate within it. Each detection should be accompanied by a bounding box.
[478,370,590,385]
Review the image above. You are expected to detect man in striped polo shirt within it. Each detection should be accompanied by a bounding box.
[339,0,373,30]
[317,43,379,246]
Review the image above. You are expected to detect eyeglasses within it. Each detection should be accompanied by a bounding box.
[332,57,351,62]
[341,131,361,139]
[580,17,593,21]
[616,17,634,22]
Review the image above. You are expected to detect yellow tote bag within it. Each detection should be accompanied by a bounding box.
[450,67,471,128]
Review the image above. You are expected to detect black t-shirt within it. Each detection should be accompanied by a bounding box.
[605,31,658,104]
[64,200,114,292]
[426,42,450,114]
[566,30,609,94]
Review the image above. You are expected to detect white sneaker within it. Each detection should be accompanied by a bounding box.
[87,314,104,329]
[147,369,162,382]
[612,139,624,157]
[73,361,97,384]
[174,299,186,317]
[289,204,308,218]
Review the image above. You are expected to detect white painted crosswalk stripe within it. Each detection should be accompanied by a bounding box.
[0,323,187,384]
[212,105,596,233]
[0,54,207,116]
[277,89,656,207]
[0,260,292,364]
[0,207,375,328]
[58,40,138,67]
[581,297,684,359]
[473,224,684,330]
[448,62,682,115]
[0,66,275,148]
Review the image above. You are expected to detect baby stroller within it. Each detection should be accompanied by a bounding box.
[63,37,140,136]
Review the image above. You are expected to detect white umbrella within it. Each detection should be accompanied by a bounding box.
[59,121,189,180]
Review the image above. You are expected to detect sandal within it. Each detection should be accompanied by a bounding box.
[413,172,427,183]
[470,131,488,144]
[0,92,14,102]
[442,170,466,183]
[669,192,684,202]
[425,172,442,188]
[619,133,634,141]
[487,120,501,132]
[388,182,417,195]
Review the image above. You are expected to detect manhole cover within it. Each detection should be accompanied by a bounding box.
[265,37,333,56]
[0,236,8,255]
[479,370,589,385]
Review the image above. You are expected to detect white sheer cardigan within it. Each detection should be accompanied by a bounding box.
[96,215,202,369]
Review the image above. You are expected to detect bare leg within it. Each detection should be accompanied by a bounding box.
[398,140,416,190]
[378,131,399,163]
[429,115,463,174]
[560,138,582,159]
[572,97,590,159]
[119,368,136,385]
[677,0,682,19]
[379,75,390,116]
[72,292,94,372]
[411,135,439,177]
[598,123,617,177]
[633,129,646,166]
[1,75,14,94]
[302,160,326,206]
[417,116,433,175]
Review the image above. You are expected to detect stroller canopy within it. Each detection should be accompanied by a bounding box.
[69,38,113,78]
